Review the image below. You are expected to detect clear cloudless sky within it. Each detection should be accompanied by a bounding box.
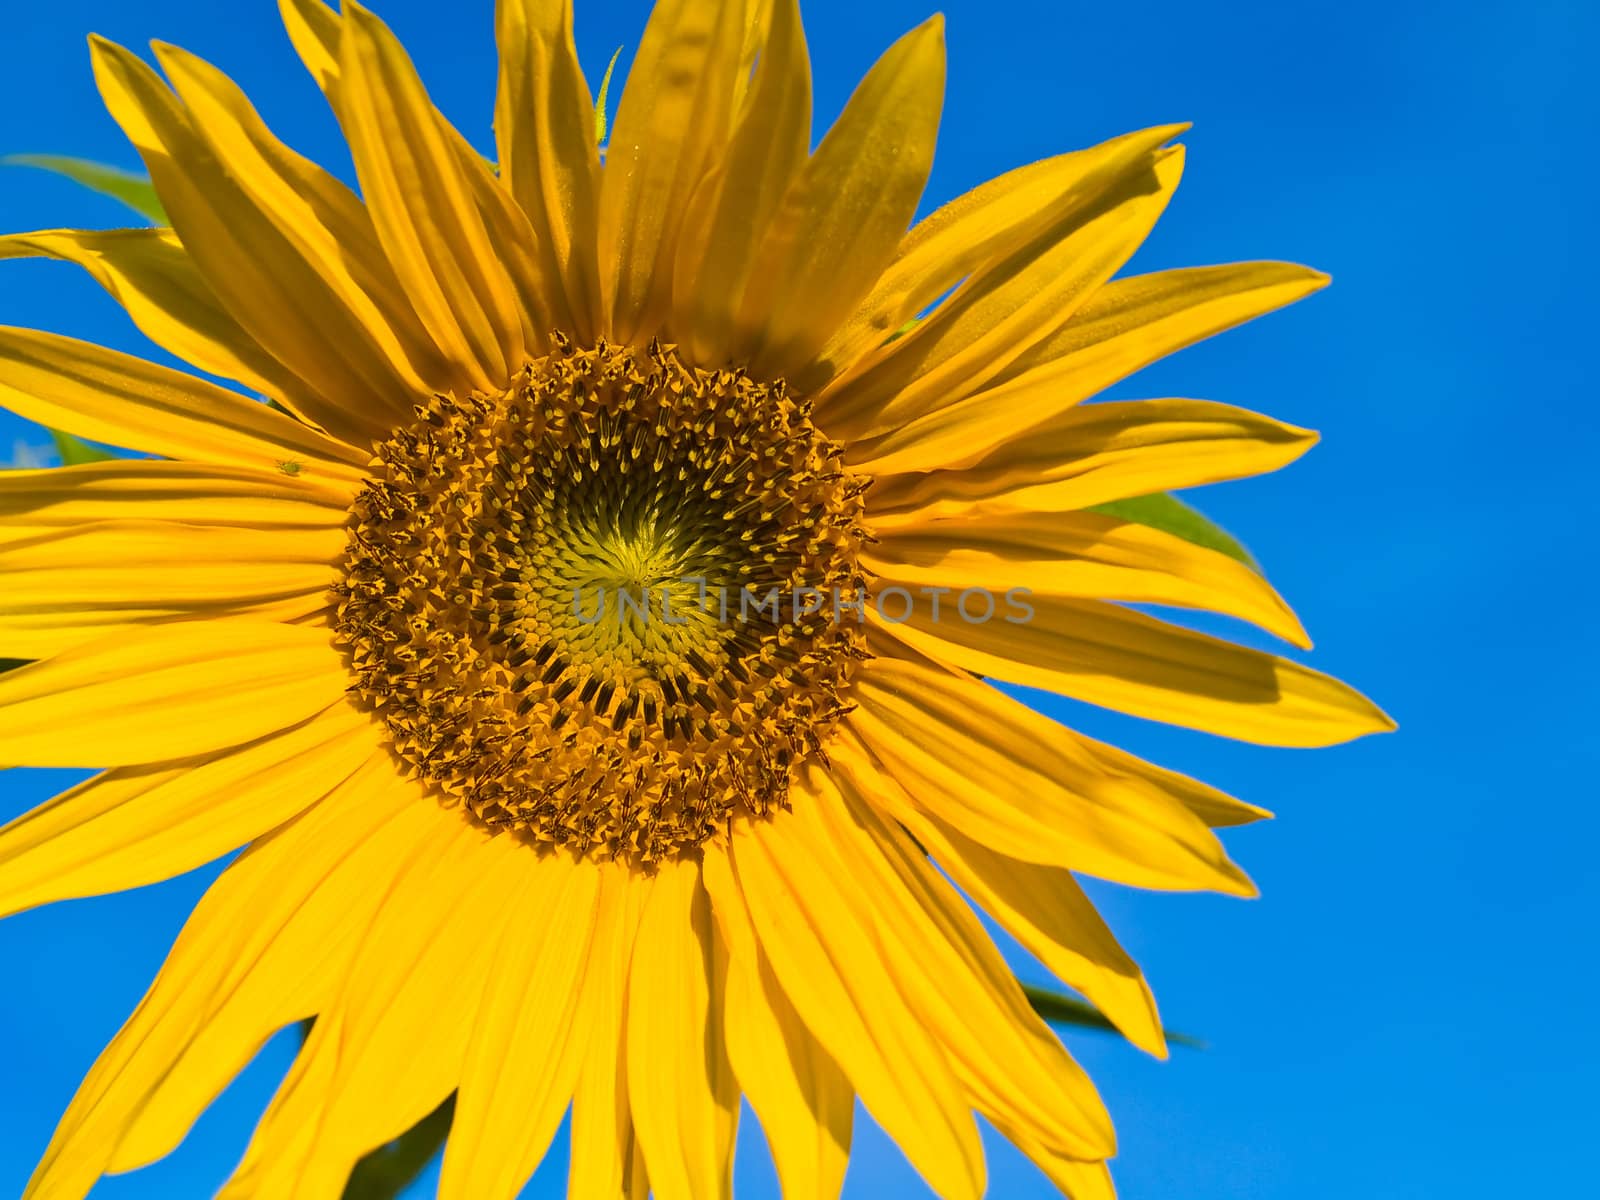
[0,0,1594,1197]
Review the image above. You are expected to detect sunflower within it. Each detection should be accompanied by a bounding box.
[0,0,1390,1196]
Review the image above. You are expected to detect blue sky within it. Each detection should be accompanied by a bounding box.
[0,0,1594,1197]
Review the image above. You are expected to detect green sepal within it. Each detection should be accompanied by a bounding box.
[886,316,923,343]
[51,431,120,466]
[341,1095,456,1200]
[1024,984,1205,1050]
[3,155,166,224]
[594,47,624,146]
[1087,492,1257,569]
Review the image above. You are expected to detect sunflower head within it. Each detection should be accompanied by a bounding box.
[0,1,1393,1198]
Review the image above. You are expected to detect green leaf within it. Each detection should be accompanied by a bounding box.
[342,1094,455,1200]
[594,47,624,146]
[51,431,120,466]
[3,154,166,224]
[1087,492,1257,569]
[1024,984,1205,1050]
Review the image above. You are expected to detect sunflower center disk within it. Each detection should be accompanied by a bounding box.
[334,338,871,861]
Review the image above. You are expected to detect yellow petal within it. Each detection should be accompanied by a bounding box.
[1060,729,1273,828]
[733,799,986,1200]
[88,36,414,447]
[821,148,1184,443]
[220,814,529,1198]
[703,848,852,1200]
[846,261,1328,473]
[671,0,812,366]
[0,699,374,919]
[734,0,778,102]
[281,1,553,366]
[279,0,343,95]
[569,862,652,1200]
[0,228,320,408]
[0,520,339,657]
[217,1024,345,1200]
[848,639,1256,892]
[734,17,946,379]
[448,132,558,360]
[439,854,601,1200]
[23,754,421,1199]
[599,0,750,344]
[0,620,350,767]
[995,259,1330,405]
[495,0,603,342]
[864,507,1309,648]
[1000,1133,1116,1200]
[626,856,738,1200]
[832,729,1164,1057]
[337,2,527,387]
[869,399,1318,523]
[875,596,1395,747]
[803,124,1187,391]
[812,766,1116,1159]
[0,326,369,483]
[150,41,459,400]
[0,459,351,540]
